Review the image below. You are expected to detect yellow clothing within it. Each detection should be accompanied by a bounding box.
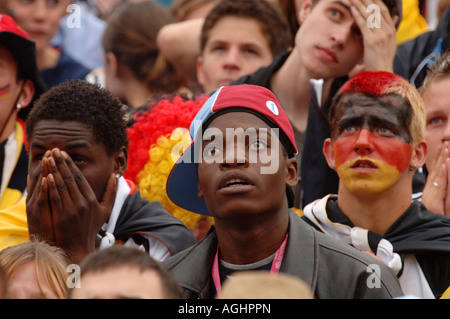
[0,196,28,251]
[442,286,450,299]
[396,0,428,44]
[0,120,28,210]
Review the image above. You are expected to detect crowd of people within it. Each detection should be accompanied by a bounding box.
[0,0,449,300]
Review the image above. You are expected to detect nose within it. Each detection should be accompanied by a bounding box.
[221,142,248,168]
[331,24,351,47]
[353,129,374,155]
[223,47,241,70]
[442,122,450,143]
[32,1,47,21]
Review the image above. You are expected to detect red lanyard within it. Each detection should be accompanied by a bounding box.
[212,234,288,296]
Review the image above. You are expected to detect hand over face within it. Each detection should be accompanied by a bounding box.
[27,148,118,263]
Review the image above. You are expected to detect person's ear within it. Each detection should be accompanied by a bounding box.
[196,55,206,88]
[17,79,35,109]
[323,138,336,170]
[299,0,314,24]
[114,146,128,177]
[285,157,299,188]
[410,140,427,172]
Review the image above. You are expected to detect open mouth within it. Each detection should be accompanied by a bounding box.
[351,159,377,169]
[218,172,254,191]
[224,178,248,188]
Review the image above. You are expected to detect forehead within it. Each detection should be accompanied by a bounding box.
[29,120,97,149]
[337,93,409,119]
[315,0,353,11]
[0,44,17,68]
[206,16,268,43]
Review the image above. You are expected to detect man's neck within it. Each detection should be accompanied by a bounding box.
[336,183,413,235]
[214,211,289,265]
[271,51,334,132]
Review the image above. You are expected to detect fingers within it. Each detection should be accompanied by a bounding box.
[27,151,51,197]
[349,0,396,72]
[100,173,118,211]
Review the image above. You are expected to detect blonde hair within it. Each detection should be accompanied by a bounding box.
[0,238,70,299]
[419,51,450,96]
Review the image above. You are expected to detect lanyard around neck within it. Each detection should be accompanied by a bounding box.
[212,234,288,296]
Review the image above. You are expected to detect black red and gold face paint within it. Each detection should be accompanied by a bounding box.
[331,93,413,193]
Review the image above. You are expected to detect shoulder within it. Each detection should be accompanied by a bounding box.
[288,213,403,298]
[116,191,197,254]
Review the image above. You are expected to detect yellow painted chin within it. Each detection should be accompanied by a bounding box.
[336,159,401,194]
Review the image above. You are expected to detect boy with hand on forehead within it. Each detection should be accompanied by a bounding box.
[303,71,450,298]
[164,84,403,299]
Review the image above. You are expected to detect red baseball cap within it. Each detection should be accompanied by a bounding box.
[0,14,29,39]
[166,84,297,215]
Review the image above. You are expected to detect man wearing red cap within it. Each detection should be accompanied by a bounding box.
[163,84,403,299]
[0,14,46,209]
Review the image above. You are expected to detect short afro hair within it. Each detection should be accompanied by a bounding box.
[26,80,128,156]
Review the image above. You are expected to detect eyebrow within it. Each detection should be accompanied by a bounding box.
[30,142,91,151]
[330,1,352,13]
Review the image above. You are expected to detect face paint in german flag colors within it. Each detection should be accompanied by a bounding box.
[332,95,413,194]
[0,84,10,101]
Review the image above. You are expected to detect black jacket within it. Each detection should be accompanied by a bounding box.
[303,197,450,298]
[113,191,197,256]
[394,7,450,88]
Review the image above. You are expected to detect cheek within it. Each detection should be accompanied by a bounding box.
[333,135,412,173]
[0,85,11,101]
[375,139,412,172]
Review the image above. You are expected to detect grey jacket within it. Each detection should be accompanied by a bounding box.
[163,211,404,299]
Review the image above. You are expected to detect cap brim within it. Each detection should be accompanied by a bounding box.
[166,142,212,216]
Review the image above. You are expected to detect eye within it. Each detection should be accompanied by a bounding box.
[250,139,267,151]
[203,144,223,159]
[427,117,445,127]
[374,127,394,137]
[341,125,359,135]
[328,9,342,20]
[71,155,87,164]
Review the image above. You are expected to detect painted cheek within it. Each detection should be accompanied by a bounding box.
[333,135,357,168]
[372,136,412,172]
[0,85,11,101]
[333,133,412,173]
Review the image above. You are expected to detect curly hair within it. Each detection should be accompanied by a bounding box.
[25,80,128,156]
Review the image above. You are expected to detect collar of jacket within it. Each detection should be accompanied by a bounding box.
[164,210,318,298]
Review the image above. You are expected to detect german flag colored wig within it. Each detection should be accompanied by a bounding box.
[126,94,213,232]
